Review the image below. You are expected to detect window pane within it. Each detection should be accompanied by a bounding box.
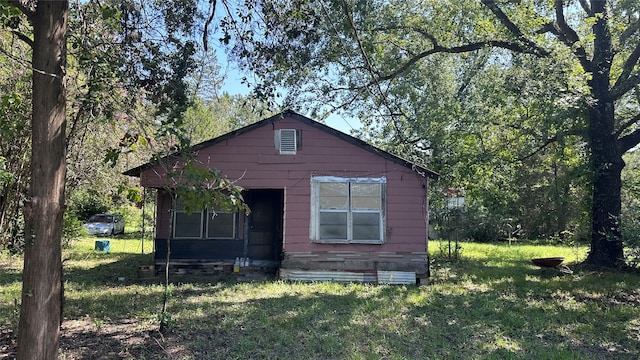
[319,182,348,209]
[174,212,202,238]
[319,212,347,240]
[352,183,381,210]
[207,212,235,239]
[352,212,380,240]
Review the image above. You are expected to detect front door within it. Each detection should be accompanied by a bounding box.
[247,190,283,261]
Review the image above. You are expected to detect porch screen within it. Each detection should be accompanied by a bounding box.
[311,176,385,244]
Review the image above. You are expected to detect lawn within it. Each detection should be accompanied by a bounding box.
[1,238,639,359]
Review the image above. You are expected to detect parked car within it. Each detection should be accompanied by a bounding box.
[84,214,125,236]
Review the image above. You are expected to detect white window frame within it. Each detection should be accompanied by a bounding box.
[205,209,237,239]
[310,176,386,244]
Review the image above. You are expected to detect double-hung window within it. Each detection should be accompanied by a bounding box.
[311,176,385,244]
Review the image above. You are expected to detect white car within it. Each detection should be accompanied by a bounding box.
[84,214,125,236]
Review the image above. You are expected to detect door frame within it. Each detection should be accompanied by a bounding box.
[243,189,284,263]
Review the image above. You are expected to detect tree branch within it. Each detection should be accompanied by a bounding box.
[376,40,539,83]
[535,22,559,35]
[8,29,33,47]
[615,112,640,138]
[518,129,585,162]
[6,0,34,21]
[481,0,550,57]
[621,18,640,42]
[0,42,31,67]
[552,0,592,74]
[619,127,640,153]
[578,0,591,15]
[611,40,640,100]
[202,0,217,52]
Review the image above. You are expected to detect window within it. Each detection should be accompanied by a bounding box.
[206,209,236,239]
[275,129,301,155]
[173,201,203,239]
[311,177,385,244]
[173,201,237,239]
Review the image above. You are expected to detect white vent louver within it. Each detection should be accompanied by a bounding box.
[277,129,297,155]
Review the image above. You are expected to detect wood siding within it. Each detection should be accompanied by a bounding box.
[140,115,429,265]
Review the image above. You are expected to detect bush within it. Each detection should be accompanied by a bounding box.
[460,204,515,242]
[67,189,111,221]
[63,211,85,248]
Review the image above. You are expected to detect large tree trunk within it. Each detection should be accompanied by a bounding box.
[17,2,68,359]
[585,106,625,268]
[583,2,625,268]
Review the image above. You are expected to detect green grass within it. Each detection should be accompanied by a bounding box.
[1,239,639,359]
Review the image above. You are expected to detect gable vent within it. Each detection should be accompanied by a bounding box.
[275,129,299,155]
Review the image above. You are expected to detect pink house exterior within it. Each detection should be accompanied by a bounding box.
[124,111,438,283]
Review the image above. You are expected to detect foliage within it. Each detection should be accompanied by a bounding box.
[62,211,85,248]
[170,162,250,216]
[66,189,111,222]
[463,204,507,243]
[0,32,31,253]
[220,0,640,267]
[622,151,640,267]
[0,157,13,186]
[183,93,274,145]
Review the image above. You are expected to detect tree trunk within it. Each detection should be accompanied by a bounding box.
[17,2,68,359]
[583,2,625,268]
[585,106,625,268]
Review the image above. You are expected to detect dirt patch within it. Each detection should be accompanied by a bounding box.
[1,319,191,360]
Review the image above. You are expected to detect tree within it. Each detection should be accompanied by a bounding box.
[4,2,69,359]
[221,0,640,268]
[1,0,216,357]
[183,93,275,144]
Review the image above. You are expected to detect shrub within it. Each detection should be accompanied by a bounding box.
[63,211,85,248]
[460,204,512,242]
[67,189,111,221]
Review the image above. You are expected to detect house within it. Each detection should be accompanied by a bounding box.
[124,110,438,284]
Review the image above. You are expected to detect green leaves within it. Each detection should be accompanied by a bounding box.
[0,156,14,187]
[0,1,22,29]
[170,161,250,216]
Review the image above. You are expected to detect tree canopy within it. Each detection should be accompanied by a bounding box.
[221,0,640,268]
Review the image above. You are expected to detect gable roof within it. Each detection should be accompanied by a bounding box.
[123,110,439,179]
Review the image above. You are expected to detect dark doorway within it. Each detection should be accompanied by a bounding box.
[246,189,283,262]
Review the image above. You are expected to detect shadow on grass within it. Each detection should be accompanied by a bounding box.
[4,246,639,359]
[60,252,167,320]
[0,269,21,287]
[158,276,639,360]
[56,250,640,359]
[63,252,155,285]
